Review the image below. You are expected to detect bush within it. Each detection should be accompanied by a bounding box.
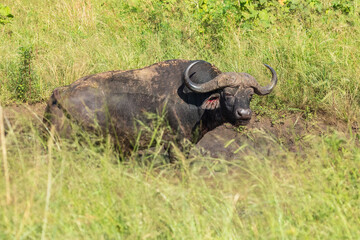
[8,46,41,102]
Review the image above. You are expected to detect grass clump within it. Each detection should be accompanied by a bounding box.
[6,46,42,102]
[0,112,359,239]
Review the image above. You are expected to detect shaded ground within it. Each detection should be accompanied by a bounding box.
[196,112,354,159]
[2,103,47,133]
[3,103,46,123]
[2,103,355,160]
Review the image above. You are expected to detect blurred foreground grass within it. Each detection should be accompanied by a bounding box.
[0,109,359,239]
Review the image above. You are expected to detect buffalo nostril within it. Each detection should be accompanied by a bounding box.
[236,109,252,119]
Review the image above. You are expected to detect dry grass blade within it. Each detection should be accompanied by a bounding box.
[41,126,55,240]
[0,105,11,205]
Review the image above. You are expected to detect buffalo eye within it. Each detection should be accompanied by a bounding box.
[246,89,254,100]
[223,92,235,105]
[224,92,234,98]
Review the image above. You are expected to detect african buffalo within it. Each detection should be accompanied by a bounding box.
[44,59,277,152]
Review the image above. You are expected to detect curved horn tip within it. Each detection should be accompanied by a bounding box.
[184,60,205,93]
[189,60,201,68]
[184,60,226,93]
[263,63,272,69]
[184,61,200,76]
[262,63,277,76]
[263,64,277,77]
[252,63,278,96]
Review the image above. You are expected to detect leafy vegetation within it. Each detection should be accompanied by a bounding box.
[6,46,41,102]
[0,3,13,25]
[0,0,360,239]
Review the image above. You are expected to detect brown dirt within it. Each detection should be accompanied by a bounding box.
[195,112,355,159]
[2,103,47,135]
[3,103,46,124]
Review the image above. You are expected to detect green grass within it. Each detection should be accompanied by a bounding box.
[1,0,360,239]
[1,0,360,121]
[1,112,360,239]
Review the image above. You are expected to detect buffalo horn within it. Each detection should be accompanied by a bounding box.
[184,61,230,93]
[184,61,278,95]
[253,64,278,95]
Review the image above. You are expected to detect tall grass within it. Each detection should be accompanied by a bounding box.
[0,111,359,239]
[1,0,360,121]
[0,1,360,239]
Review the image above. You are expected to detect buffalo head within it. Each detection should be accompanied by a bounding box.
[184,61,277,126]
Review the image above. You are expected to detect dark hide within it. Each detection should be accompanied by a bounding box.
[44,59,271,152]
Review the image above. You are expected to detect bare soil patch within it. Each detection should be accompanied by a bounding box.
[3,103,46,129]
[196,112,354,159]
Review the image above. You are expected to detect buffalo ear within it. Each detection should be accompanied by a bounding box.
[201,93,220,110]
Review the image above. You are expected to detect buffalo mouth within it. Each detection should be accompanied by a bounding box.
[231,118,251,127]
